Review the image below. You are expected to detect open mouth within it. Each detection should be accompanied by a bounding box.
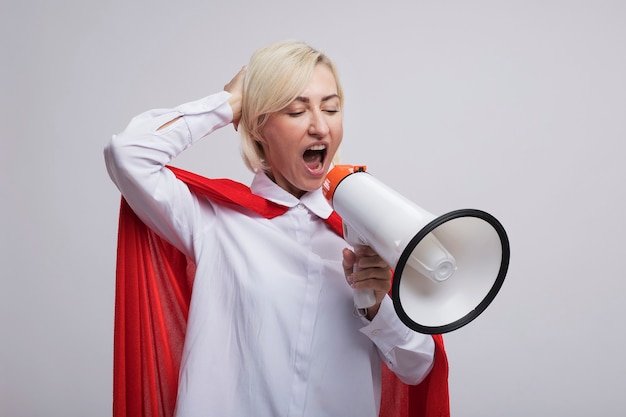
[303,144,327,173]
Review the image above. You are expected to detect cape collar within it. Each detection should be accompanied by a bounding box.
[166,166,335,223]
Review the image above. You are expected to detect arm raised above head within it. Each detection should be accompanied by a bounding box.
[103,90,234,256]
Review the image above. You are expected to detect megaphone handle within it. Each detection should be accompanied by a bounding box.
[352,244,377,309]
[353,288,377,309]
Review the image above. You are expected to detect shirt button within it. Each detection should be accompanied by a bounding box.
[297,203,305,210]
[371,329,381,336]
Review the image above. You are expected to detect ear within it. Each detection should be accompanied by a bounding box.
[254,138,266,156]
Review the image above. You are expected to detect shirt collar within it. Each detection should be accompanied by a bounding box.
[250,171,333,220]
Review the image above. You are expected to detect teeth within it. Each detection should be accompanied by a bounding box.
[307,144,326,151]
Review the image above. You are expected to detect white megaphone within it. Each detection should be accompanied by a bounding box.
[322,165,510,334]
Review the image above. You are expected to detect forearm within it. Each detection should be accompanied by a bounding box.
[104,92,233,194]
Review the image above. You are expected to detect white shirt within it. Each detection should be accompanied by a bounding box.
[104,91,434,417]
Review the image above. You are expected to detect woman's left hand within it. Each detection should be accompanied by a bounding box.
[342,246,392,320]
[224,66,246,131]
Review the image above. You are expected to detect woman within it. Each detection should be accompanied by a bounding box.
[105,40,447,417]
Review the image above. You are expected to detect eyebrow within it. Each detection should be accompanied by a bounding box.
[293,94,340,104]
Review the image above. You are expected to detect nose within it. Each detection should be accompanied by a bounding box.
[308,109,330,138]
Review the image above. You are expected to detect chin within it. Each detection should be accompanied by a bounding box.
[297,179,325,195]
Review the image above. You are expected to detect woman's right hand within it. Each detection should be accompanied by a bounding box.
[224,66,246,131]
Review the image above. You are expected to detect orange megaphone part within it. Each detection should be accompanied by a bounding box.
[322,164,367,205]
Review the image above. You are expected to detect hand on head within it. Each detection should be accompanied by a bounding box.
[224,66,246,131]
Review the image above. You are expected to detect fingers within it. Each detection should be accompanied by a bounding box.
[224,66,246,131]
[342,246,391,320]
[342,247,356,269]
[342,246,392,289]
[224,66,246,93]
[352,245,390,271]
[349,268,392,290]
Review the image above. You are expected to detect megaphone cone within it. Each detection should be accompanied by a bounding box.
[323,165,510,334]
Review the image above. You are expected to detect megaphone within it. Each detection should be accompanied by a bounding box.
[322,165,510,334]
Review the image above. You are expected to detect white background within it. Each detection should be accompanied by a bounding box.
[2,1,625,416]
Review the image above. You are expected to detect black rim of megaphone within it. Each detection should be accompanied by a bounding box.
[391,209,510,334]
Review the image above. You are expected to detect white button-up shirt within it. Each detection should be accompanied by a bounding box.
[104,92,434,417]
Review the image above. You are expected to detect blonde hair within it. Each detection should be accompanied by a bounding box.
[239,40,344,172]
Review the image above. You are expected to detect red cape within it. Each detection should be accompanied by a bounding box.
[113,166,450,417]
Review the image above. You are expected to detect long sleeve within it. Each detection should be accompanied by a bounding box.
[361,297,435,385]
[103,91,233,256]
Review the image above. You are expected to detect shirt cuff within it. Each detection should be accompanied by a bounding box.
[359,296,413,353]
[175,91,234,142]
